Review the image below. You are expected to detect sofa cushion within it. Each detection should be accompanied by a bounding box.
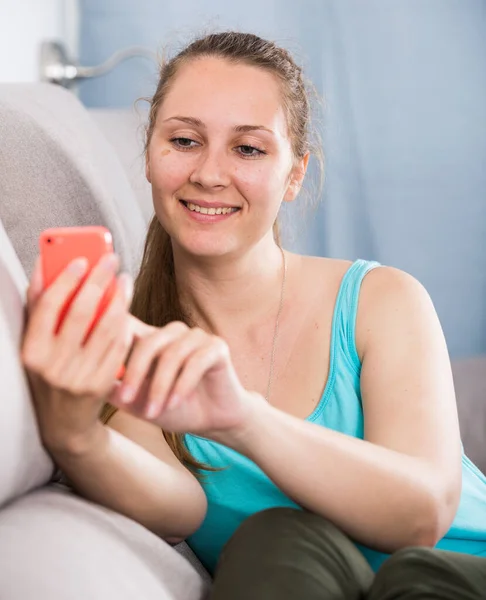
[0,485,209,600]
[0,219,53,509]
[452,357,486,475]
[0,83,147,279]
[88,108,154,224]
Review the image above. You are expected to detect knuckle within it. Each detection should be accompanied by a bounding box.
[191,327,209,341]
[147,329,171,352]
[21,346,42,371]
[36,292,57,314]
[162,347,183,367]
[139,332,163,356]
[212,336,229,355]
[69,302,94,324]
[76,280,103,302]
[59,375,98,398]
[42,364,66,389]
[67,380,84,396]
[97,305,125,335]
[167,320,188,334]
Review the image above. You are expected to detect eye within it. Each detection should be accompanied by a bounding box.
[170,137,199,150]
[236,145,266,158]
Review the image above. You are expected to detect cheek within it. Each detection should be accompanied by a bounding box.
[151,152,191,191]
[235,163,289,204]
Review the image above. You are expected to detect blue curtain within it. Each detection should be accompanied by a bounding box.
[79,0,486,358]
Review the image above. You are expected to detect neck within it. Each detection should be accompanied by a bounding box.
[173,236,286,337]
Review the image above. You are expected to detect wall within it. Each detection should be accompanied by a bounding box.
[0,0,78,82]
[75,0,486,358]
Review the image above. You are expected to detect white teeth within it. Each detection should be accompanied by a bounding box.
[185,202,238,215]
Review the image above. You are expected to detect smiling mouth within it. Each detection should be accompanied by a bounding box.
[180,200,240,215]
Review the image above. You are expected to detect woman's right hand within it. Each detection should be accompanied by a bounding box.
[21,254,133,456]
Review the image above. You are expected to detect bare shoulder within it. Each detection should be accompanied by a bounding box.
[361,264,428,297]
[291,253,354,298]
[359,265,433,318]
[291,255,429,308]
[356,265,441,360]
[290,255,440,355]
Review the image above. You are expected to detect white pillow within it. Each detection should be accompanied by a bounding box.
[0,219,53,508]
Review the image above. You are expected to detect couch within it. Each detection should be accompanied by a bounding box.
[0,82,484,599]
[0,83,210,600]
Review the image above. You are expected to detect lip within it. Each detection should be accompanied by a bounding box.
[180,199,240,209]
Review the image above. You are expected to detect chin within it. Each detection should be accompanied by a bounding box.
[175,234,237,259]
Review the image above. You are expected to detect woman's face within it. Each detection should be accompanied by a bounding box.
[146,57,307,258]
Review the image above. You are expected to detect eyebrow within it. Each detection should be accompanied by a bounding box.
[162,116,275,135]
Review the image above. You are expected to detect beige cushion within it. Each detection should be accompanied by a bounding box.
[0,83,147,279]
[0,219,53,508]
[0,485,209,600]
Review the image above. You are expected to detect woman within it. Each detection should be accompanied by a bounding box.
[22,32,486,599]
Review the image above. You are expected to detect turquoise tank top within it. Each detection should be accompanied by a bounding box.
[185,259,486,575]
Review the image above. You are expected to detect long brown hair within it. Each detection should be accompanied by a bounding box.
[101,31,323,472]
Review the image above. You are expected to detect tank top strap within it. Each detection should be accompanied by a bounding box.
[332,259,382,373]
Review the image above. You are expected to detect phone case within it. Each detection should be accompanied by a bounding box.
[40,226,114,291]
[39,227,123,376]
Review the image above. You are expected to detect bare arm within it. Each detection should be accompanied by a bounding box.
[215,267,462,552]
[22,254,206,543]
[53,411,207,542]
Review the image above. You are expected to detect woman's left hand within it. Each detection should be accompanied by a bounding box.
[109,319,259,438]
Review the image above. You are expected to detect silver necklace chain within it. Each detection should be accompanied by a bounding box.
[265,246,287,402]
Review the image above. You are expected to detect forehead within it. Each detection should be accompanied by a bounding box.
[159,57,289,137]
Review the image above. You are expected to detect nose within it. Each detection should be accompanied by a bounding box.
[189,147,231,190]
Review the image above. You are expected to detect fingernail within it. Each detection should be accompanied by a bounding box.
[100,254,118,271]
[145,402,159,419]
[119,385,135,404]
[68,258,88,276]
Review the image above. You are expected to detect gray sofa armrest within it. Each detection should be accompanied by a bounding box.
[452,356,486,475]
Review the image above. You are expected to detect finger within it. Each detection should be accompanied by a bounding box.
[85,323,132,398]
[22,257,89,368]
[108,376,152,416]
[56,253,119,348]
[117,321,189,405]
[127,314,155,339]
[118,272,134,309]
[51,276,132,398]
[167,337,231,409]
[26,256,43,314]
[78,275,132,377]
[143,328,209,419]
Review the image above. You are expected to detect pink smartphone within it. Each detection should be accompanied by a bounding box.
[39,226,125,378]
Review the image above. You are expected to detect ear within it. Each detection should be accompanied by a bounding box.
[145,153,152,183]
[284,153,310,203]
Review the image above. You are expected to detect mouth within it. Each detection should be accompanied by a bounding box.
[179,200,240,216]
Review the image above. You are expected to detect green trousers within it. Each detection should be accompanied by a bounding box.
[210,508,486,599]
